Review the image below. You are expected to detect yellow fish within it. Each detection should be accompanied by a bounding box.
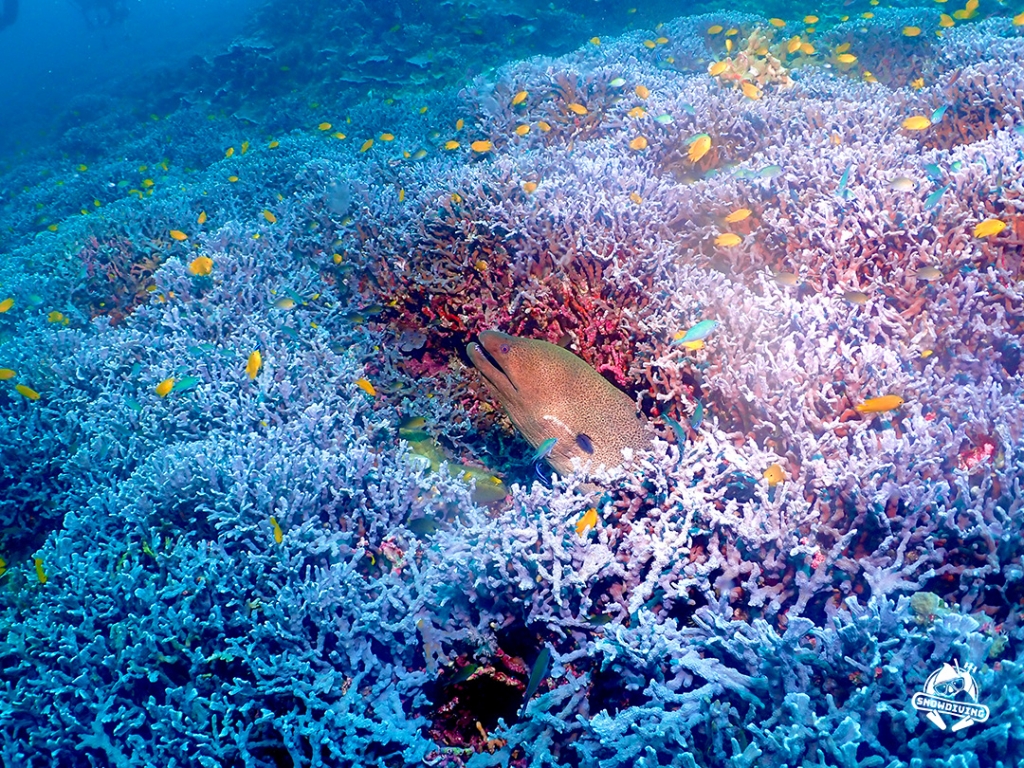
[769,18,786,27]
[787,36,802,54]
[444,140,460,150]
[34,557,47,585]
[189,256,213,276]
[855,395,904,413]
[198,211,208,224]
[156,378,175,397]
[741,81,762,100]
[627,106,646,118]
[629,136,648,150]
[715,232,742,247]
[763,464,785,486]
[318,122,332,131]
[512,90,528,105]
[225,146,235,157]
[836,53,857,64]
[169,229,188,241]
[470,140,493,153]
[0,298,13,313]
[835,42,851,53]
[576,507,598,536]
[709,60,729,76]
[380,133,395,142]
[15,384,40,401]
[356,377,376,396]
[902,115,931,130]
[537,121,552,132]
[973,219,1006,238]
[0,369,15,380]
[515,124,530,136]
[707,24,723,34]
[725,208,751,223]
[567,103,588,115]
[903,26,921,36]
[455,118,464,130]
[630,192,643,204]
[910,78,925,90]
[940,13,955,27]
[270,516,284,544]
[0,554,5,578]
[360,139,374,152]
[804,14,818,23]
[246,350,262,380]
[263,210,277,223]
[635,84,650,99]
[522,181,538,193]
[688,134,712,163]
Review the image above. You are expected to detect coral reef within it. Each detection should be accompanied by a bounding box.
[0,6,1023,768]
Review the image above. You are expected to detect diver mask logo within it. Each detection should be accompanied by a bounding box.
[912,660,990,732]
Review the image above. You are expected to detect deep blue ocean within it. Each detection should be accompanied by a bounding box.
[1,1,1023,766]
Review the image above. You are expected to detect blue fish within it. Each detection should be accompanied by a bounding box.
[673,319,718,345]
[654,114,674,125]
[837,164,852,199]
[531,437,557,463]
[923,163,944,181]
[759,164,783,178]
[931,104,949,123]
[662,414,686,445]
[680,103,695,116]
[690,401,705,430]
[521,646,551,715]
[949,160,962,172]
[924,184,949,210]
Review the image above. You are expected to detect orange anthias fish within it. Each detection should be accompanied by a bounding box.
[855,395,904,413]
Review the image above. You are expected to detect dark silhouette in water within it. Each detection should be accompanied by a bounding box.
[70,0,130,27]
[0,0,18,32]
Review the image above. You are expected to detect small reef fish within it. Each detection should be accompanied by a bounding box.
[973,219,1006,238]
[156,377,175,397]
[673,319,718,346]
[902,115,932,131]
[763,464,784,486]
[269,516,283,544]
[724,208,751,223]
[355,377,376,396]
[843,290,870,304]
[837,165,852,198]
[172,376,201,393]
[576,507,598,536]
[931,105,949,123]
[688,134,712,163]
[924,184,949,209]
[15,384,40,401]
[34,557,47,585]
[654,114,674,124]
[690,401,705,430]
[855,395,904,413]
[169,229,188,241]
[521,646,551,715]
[567,103,588,115]
[188,256,213,276]
[662,413,687,447]
[715,232,742,247]
[628,136,648,151]
[512,90,528,105]
[0,368,15,380]
[531,437,558,464]
[889,176,916,192]
[470,140,493,153]
[0,298,13,313]
[400,416,507,504]
[246,351,262,380]
[915,266,943,281]
[467,331,650,476]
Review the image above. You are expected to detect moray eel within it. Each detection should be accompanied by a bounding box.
[467,330,651,475]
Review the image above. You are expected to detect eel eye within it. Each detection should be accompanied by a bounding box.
[499,343,511,354]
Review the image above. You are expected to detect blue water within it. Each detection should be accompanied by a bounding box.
[1,1,1023,766]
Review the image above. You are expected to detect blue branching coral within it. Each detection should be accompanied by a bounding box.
[1,5,1024,767]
